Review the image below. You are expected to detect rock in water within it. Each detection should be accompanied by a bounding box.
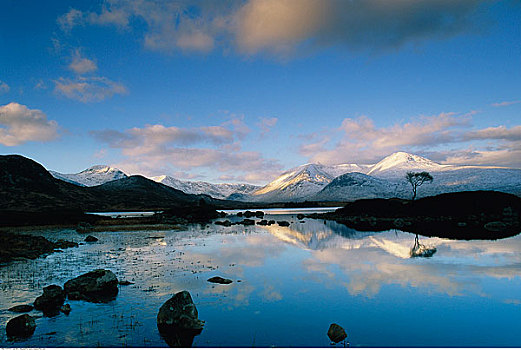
[64,269,118,302]
[34,285,65,315]
[207,276,233,284]
[327,323,347,343]
[157,291,204,347]
[8,304,34,313]
[6,314,36,338]
[84,235,99,242]
[60,304,71,315]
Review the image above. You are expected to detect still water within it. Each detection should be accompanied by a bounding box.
[1,209,521,347]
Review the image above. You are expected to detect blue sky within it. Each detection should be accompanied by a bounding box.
[0,0,520,184]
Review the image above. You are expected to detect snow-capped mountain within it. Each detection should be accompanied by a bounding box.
[366,151,448,178]
[50,165,128,187]
[248,151,521,202]
[251,163,350,202]
[151,175,260,200]
[48,151,521,203]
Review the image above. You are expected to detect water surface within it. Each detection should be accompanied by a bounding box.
[1,210,520,347]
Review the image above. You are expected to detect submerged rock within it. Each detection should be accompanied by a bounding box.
[238,219,255,226]
[327,323,347,343]
[84,235,99,242]
[64,269,118,302]
[277,220,290,227]
[207,276,233,284]
[157,291,204,347]
[8,304,34,313]
[60,304,71,315]
[6,314,36,338]
[34,285,65,315]
[54,239,79,249]
[215,220,232,227]
[118,280,134,286]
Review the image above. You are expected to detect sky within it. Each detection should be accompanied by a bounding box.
[0,0,520,185]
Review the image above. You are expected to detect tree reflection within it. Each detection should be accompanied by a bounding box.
[410,234,437,258]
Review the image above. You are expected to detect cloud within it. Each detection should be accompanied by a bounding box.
[298,111,521,168]
[491,100,521,107]
[0,102,60,146]
[69,50,98,74]
[57,8,85,32]
[53,76,128,102]
[90,122,282,182]
[0,81,9,94]
[300,112,471,164]
[257,117,278,135]
[58,0,489,57]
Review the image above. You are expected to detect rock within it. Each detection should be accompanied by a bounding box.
[277,220,290,227]
[236,212,243,217]
[327,323,347,343]
[157,291,204,347]
[34,285,65,315]
[257,220,269,226]
[54,239,79,249]
[76,222,93,233]
[84,235,99,242]
[297,214,305,220]
[255,211,265,218]
[243,211,255,218]
[6,314,36,338]
[239,219,255,226]
[207,276,233,284]
[118,280,134,286]
[484,221,508,232]
[60,304,71,315]
[8,304,34,313]
[215,220,232,227]
[268,220,276,225]
[64,269,118,302]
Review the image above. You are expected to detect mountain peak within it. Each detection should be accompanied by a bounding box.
[367,152,442,175]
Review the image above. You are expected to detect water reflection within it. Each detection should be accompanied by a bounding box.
[1,212,520,347]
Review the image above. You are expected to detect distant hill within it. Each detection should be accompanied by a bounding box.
[0,155,232,216]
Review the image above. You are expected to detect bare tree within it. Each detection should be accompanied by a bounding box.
[405,171,433,200]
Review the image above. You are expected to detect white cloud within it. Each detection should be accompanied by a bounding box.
[0,102,60,146]
[299,112,521,168]
[90,121,282,183]
[0,81,9,94]
[57,8,85,32]
[58,0,489,56]
[257,117,278,135]
[69,50,98,74]
[491,100,521,107]
[53,76,128,103]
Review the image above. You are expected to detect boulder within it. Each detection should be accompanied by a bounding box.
[54,239,79,249]
[297,214,305,220]
[84,235,99,242]
[484,221,508,232]
[327,323,347,343]
[255,211,265,218]
[118,280,134,286]
[64,269,118,302]
[60,304,71,315]
[215,220,232,227]
[34,285,65,315]
[207,276,233,284]
[277,221,290,227]
[8,304,34,313]
[157,291,204,347]
[6,314,36,338]
[239,219,255,226]
[257,220,269,226]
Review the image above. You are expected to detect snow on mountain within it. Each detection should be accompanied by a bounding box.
[252,163,343,202]
[312,172,398,201]
[151,175,260,200]
[366,151,448,177]
[50,165,128,187]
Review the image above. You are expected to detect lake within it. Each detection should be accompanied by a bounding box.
[1,208,521,347]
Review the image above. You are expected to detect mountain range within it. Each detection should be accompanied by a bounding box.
[49,151,521,202]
